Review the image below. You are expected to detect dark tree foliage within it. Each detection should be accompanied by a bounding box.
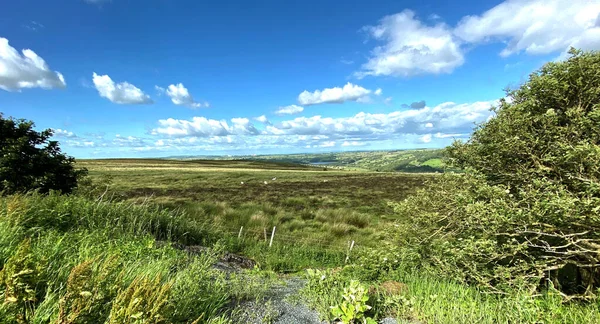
[0,114,87,194]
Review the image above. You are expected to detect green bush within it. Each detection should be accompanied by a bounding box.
[386,49,600,297]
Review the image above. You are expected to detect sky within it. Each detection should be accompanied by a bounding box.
[1,0,599,158]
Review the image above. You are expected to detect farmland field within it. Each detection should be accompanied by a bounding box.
[78,159,431,251]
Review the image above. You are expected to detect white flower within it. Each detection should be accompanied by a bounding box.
[320,275,326,280]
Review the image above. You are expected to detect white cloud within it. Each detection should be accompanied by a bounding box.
[425,123,434,128]
[275,105,304,115]
[51,128,76,138]
[110,99,502,155]
[254,115,270,123]
[152,100,496,144]
[356,1,600,78]
[65,140,95,148]
[454,0,600,57]
[153,117,259,137]
[357,10,464,78]
[341,141,366,147]
[298,83,373,105]
[434,132,468,138]
[160,83,208,108]
[420,134,432,143]
[0,37,66,91]
[374,88,383,96]
[113,134,148,147]
[24,21,45,32]
[92,73,152,104]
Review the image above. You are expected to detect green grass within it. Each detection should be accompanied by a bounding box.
[77,158,430,250]
[0,193,278,323]
[299,265,600,324]
[3,158,598,322]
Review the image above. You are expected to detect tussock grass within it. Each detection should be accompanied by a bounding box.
[0,193,274,323]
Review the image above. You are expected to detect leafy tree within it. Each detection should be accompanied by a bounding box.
[0,114,87,194]
[386,49,600,297]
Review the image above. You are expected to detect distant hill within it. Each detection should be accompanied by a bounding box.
[166,148,450,173]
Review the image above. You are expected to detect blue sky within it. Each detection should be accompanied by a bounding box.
[1,0,599,158]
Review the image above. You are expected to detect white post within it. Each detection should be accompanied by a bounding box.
[264,228,267,242]
[269,226,276,248]
[238,226,243,239]
[345,240,355,264]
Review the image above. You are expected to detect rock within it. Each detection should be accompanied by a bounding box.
[158,241,257,271]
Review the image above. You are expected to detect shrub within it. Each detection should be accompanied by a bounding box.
[387,49,600,297]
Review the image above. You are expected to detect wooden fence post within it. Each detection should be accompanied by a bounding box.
[238,226,243,239]
[269,226,276,248]
[264,228,267,242]
[345,240,355,264]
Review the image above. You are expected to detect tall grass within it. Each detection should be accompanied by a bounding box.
[0,193,267,323]
[300,264,600,324]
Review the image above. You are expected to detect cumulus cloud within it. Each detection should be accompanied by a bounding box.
[454,0,600,57]
[254,115,270,124]
[65,140,95,148]
[410,100,426,109]
[357,1,600,78]
[92,73,153,104]
[357,10,464,78]
[158,83,208,108]
[341,141,366,147]
[420,134,432,143]
[298,83,374,105]
[153,117,260,137]
[51,128,76,138]
[275,105,304,115]
[113,134,148,147]
[0,37,66,91]
[152,100,497,142]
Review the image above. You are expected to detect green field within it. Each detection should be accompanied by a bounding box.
[167,148,449,173]
[78,159,430,251]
